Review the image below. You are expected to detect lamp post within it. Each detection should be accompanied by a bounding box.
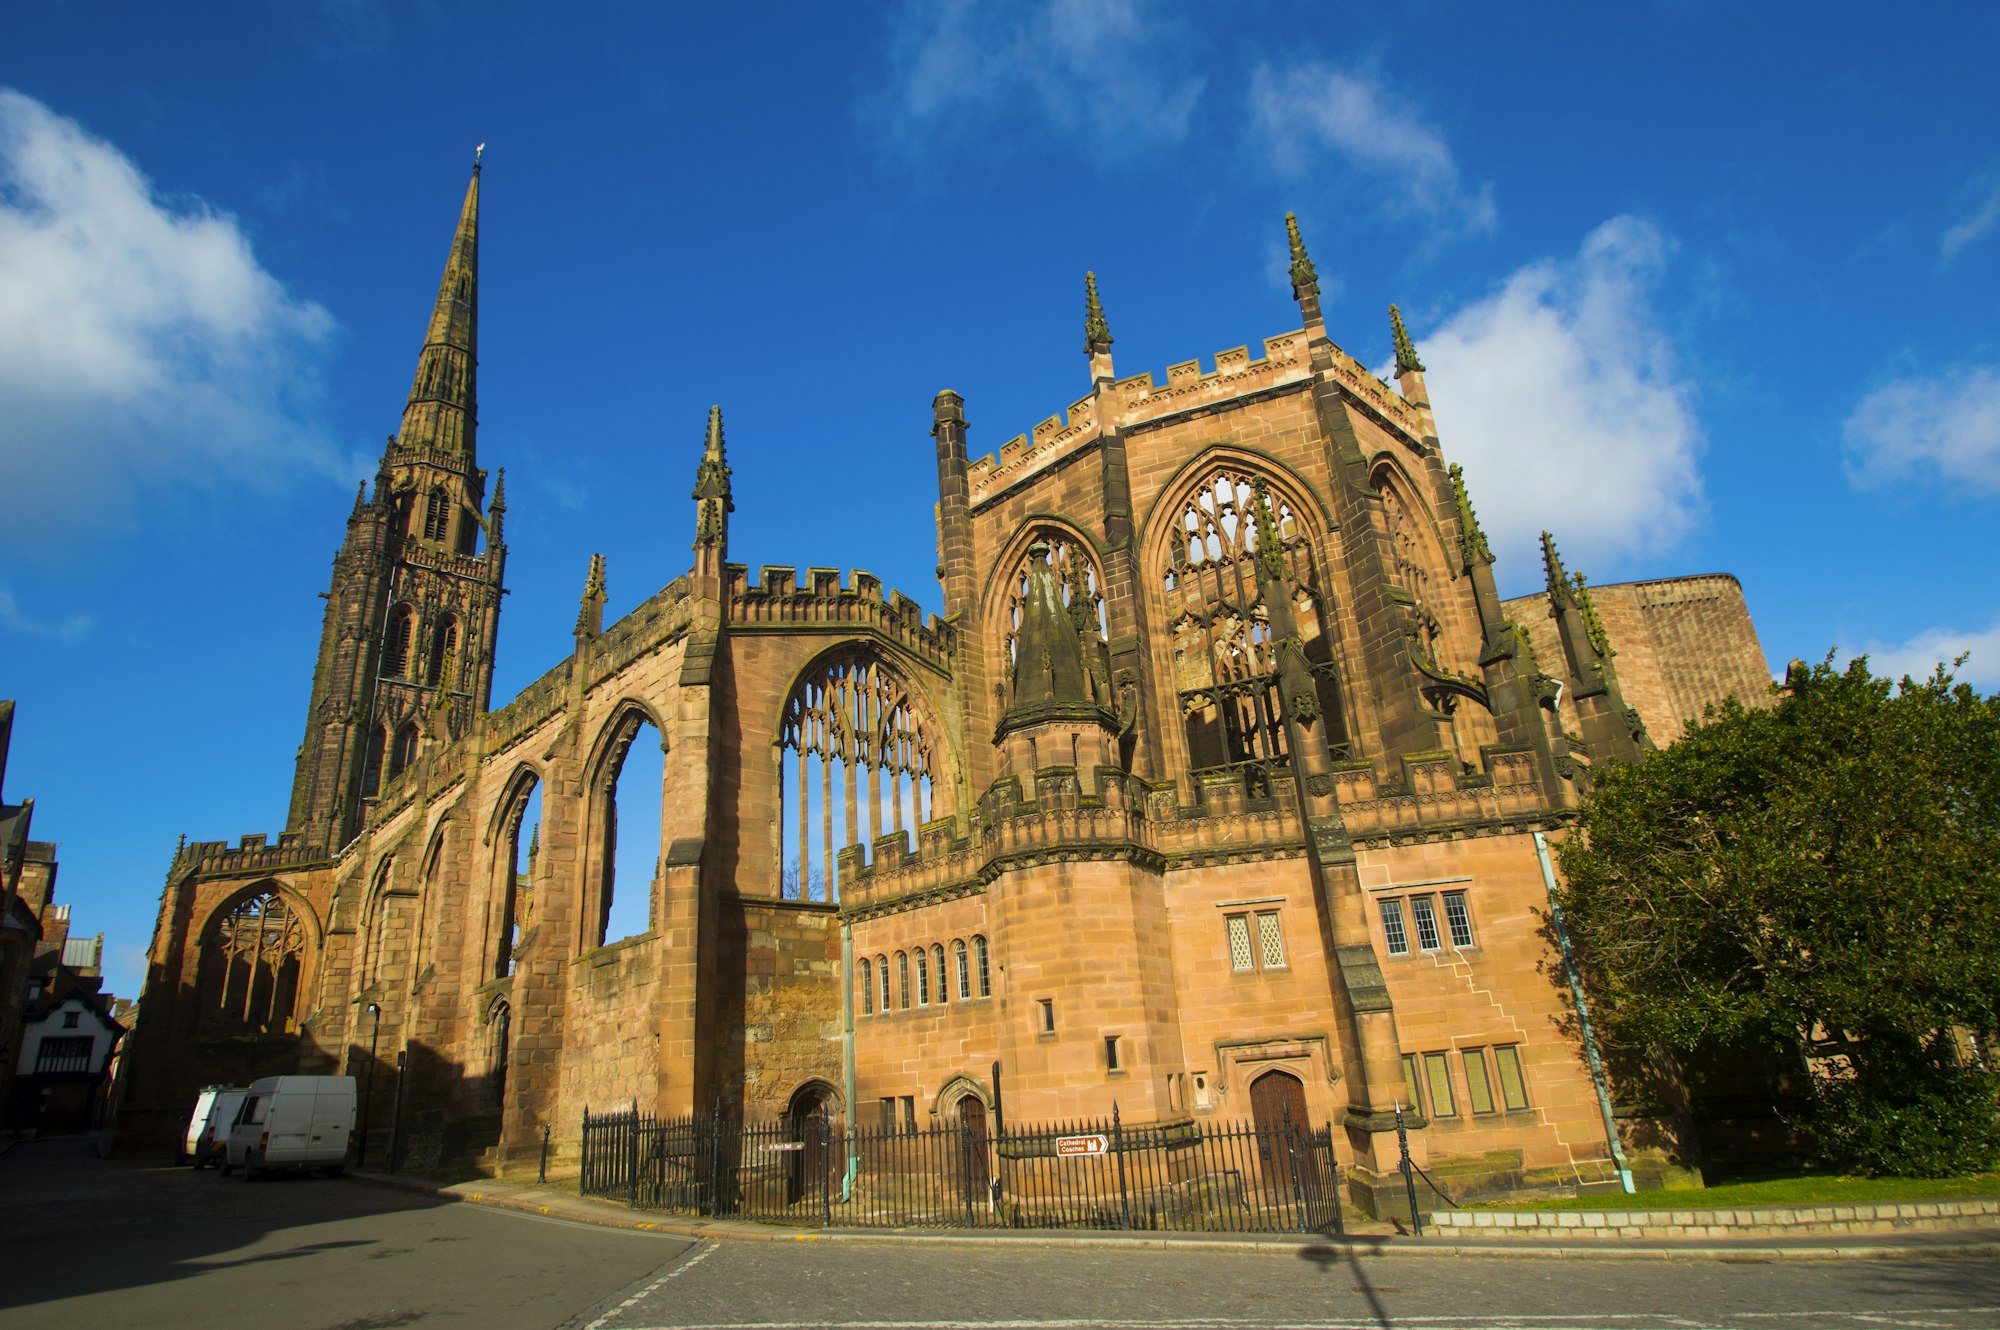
[357,1002,381,1167]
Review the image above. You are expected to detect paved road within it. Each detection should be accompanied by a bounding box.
[0,1137,688,1329]
[7,1138,1998,1330]
[573,1239,2000,1330]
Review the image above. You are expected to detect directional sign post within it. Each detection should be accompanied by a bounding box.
[1054,1133,1108,1158]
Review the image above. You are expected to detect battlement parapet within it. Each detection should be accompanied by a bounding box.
[487,657,571,758]
[1320,341,1424,438]
[590,575,693,687]
[966,394,1101,507]
[175,832,330,881]
[1335,747,1549,842]
[725,564,955,669]
[1118,331,1313,432]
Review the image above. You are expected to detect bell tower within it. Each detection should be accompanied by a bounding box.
[287,153,507,851]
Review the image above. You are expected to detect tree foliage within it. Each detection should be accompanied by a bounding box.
[1553,656,2000,1175]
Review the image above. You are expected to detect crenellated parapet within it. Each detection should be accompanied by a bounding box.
[725,564,955,673]
[172,832,332,882]
[484,657,572,758]
[588,575,693,688]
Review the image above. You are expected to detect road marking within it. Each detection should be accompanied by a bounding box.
[584,1239,719,1330]
[609,1312,2000,1330]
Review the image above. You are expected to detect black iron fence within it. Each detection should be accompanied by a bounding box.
[580,1103,1343,1234]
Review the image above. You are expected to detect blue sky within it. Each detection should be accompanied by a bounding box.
[6,2,1998,1002]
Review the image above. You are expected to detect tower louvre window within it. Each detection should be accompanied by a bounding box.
[427,616,459,687]
[424,487,449,542]
[361,725,387,799]
[389,723,419,779]
[382,607,415,679]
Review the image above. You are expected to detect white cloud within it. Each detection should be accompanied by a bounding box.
[875,0,1204,158]
[1941,172,2000,263]
[1840,615,2000,691]
[1843,365,2000,495]
[0,587,91,641]
[1416,216,1705,581]
[0,89,343,551]
[1248,62,1494,235]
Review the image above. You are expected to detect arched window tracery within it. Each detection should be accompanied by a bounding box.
[777,652,942,902]
[1000,529,1109,674]
[1159,468,1350,787]
[205,889,310,1034]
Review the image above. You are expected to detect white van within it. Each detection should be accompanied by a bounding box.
[221,1075,357,1179]
[182,1085,249,1168]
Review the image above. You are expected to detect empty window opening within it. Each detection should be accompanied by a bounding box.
[778,653,941,903]
[498,779,541,979]
[382,607,415,680]
[1104,1035,1121,1071]
[204,889,309,1034]
[598,718,664,947]
[427,616,459,688]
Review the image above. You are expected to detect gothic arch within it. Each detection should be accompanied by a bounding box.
[578,698,671,950]
[1141,453,1357,782]
[486,764,543,980]
[980,518,1112,688]
[193,879,323,1036]
[772,643,959,902]
[929,1073,992,1117]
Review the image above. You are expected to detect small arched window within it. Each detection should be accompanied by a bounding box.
[859,959,873,1015]
[382,607,415,680]
[954,939,970,1001]
[974,934,991,997]
[897,951,910,1009]
[932,944,947,1004]
[389,723,420,780]
[877,955,891,1013]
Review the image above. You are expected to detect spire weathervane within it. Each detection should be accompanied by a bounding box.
[475,142,486,166]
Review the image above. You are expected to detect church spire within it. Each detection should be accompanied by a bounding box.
[397,156,481,461]
[692,404,732,555]
[1285,211,1323,329]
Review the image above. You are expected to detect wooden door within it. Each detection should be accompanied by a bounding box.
[957,1095,990,1201]
[1249,1069,1308,1185]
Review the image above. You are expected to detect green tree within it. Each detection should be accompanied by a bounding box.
[1553,656,2000,1175]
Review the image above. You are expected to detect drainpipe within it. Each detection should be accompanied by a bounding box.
[1534,830,1635,1194]
[839,919,859,1201]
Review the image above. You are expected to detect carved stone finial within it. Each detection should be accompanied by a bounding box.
[1447,464,1493,567]
[693,405,733,550]
[1285,212,1319,302]
[1540,531,1572,605]
[1084,272,1114,354]
[1251,477,1288,586]
[1390,304,1425,375]
[576,552,608,639]
[1571,572,1613,658]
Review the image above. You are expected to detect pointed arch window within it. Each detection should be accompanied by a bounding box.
[361,724,388,800]
[1161,469,1349,784]
[423,487,450,542]
[973,934,991,997]
[859,959,874,1015]
[427,615,459,687]
[954,939,970,1001]
[382,606,415,680]
[877,954,891,1013]
[778,651,943,903]
[932,943,947,1004]
[1000,529,1109,676]
[205,889,310,1034]
[389,722,420,780]
[897,951,911,1009]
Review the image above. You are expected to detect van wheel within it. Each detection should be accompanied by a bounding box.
[242,1152,260,1182]
[220,1159,234,1177]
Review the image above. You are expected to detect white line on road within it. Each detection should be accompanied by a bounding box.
[585,1239,720,1330]
[610,1311,2000,1330]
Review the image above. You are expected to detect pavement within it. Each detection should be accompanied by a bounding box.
[348,1166,2000,1262]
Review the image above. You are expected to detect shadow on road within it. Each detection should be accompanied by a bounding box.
[1298,1236,1396,1329]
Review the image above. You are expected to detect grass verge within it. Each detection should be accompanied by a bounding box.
[1462,1172,2000,1211]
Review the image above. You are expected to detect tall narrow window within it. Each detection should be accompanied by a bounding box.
[1256,911,1286,968]
[1443,891,1475,947]
[897,952,910,1009]
[1494,1045,1530,1110]
[1226,914,1254,971]
[973,935,991,997]
[1038,999,1055,1033]
[497,778,541,980]
[361,725,388,800]
[1104,1035,1121,1071]
[778,652,943,904]
[423,487,450,542]
[593,715,665,948]
[953,939,969,1000]
[1401,1053,1424,1114]
[877,955,891,1013]
[382,607,415,679]
[427,616,459,687]
[1379,899,1410,955]
[1423,1051,1457,1118]
[916,949,930,1006]
[859,959,873,1015]
[1410,896,1442,951]
[389,723,420,780]
[932,944,947,1003]
[1462,1048,1496,1115]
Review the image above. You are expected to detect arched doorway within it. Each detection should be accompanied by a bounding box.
[956,1094,990,1207]
[784,1082,837,1205]
[1248,1068,1309,1188]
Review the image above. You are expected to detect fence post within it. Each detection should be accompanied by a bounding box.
[1396,1104,1422,1237]
[1112,1103,1132,1230]
[820,1113,833,1227]
[539,1122,550,1185]
[628,1100,640,1208]
[580,1108,591,1194]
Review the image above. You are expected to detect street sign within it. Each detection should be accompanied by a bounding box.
[763,1141,805,1153]
[1055,1133,1109,1158]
